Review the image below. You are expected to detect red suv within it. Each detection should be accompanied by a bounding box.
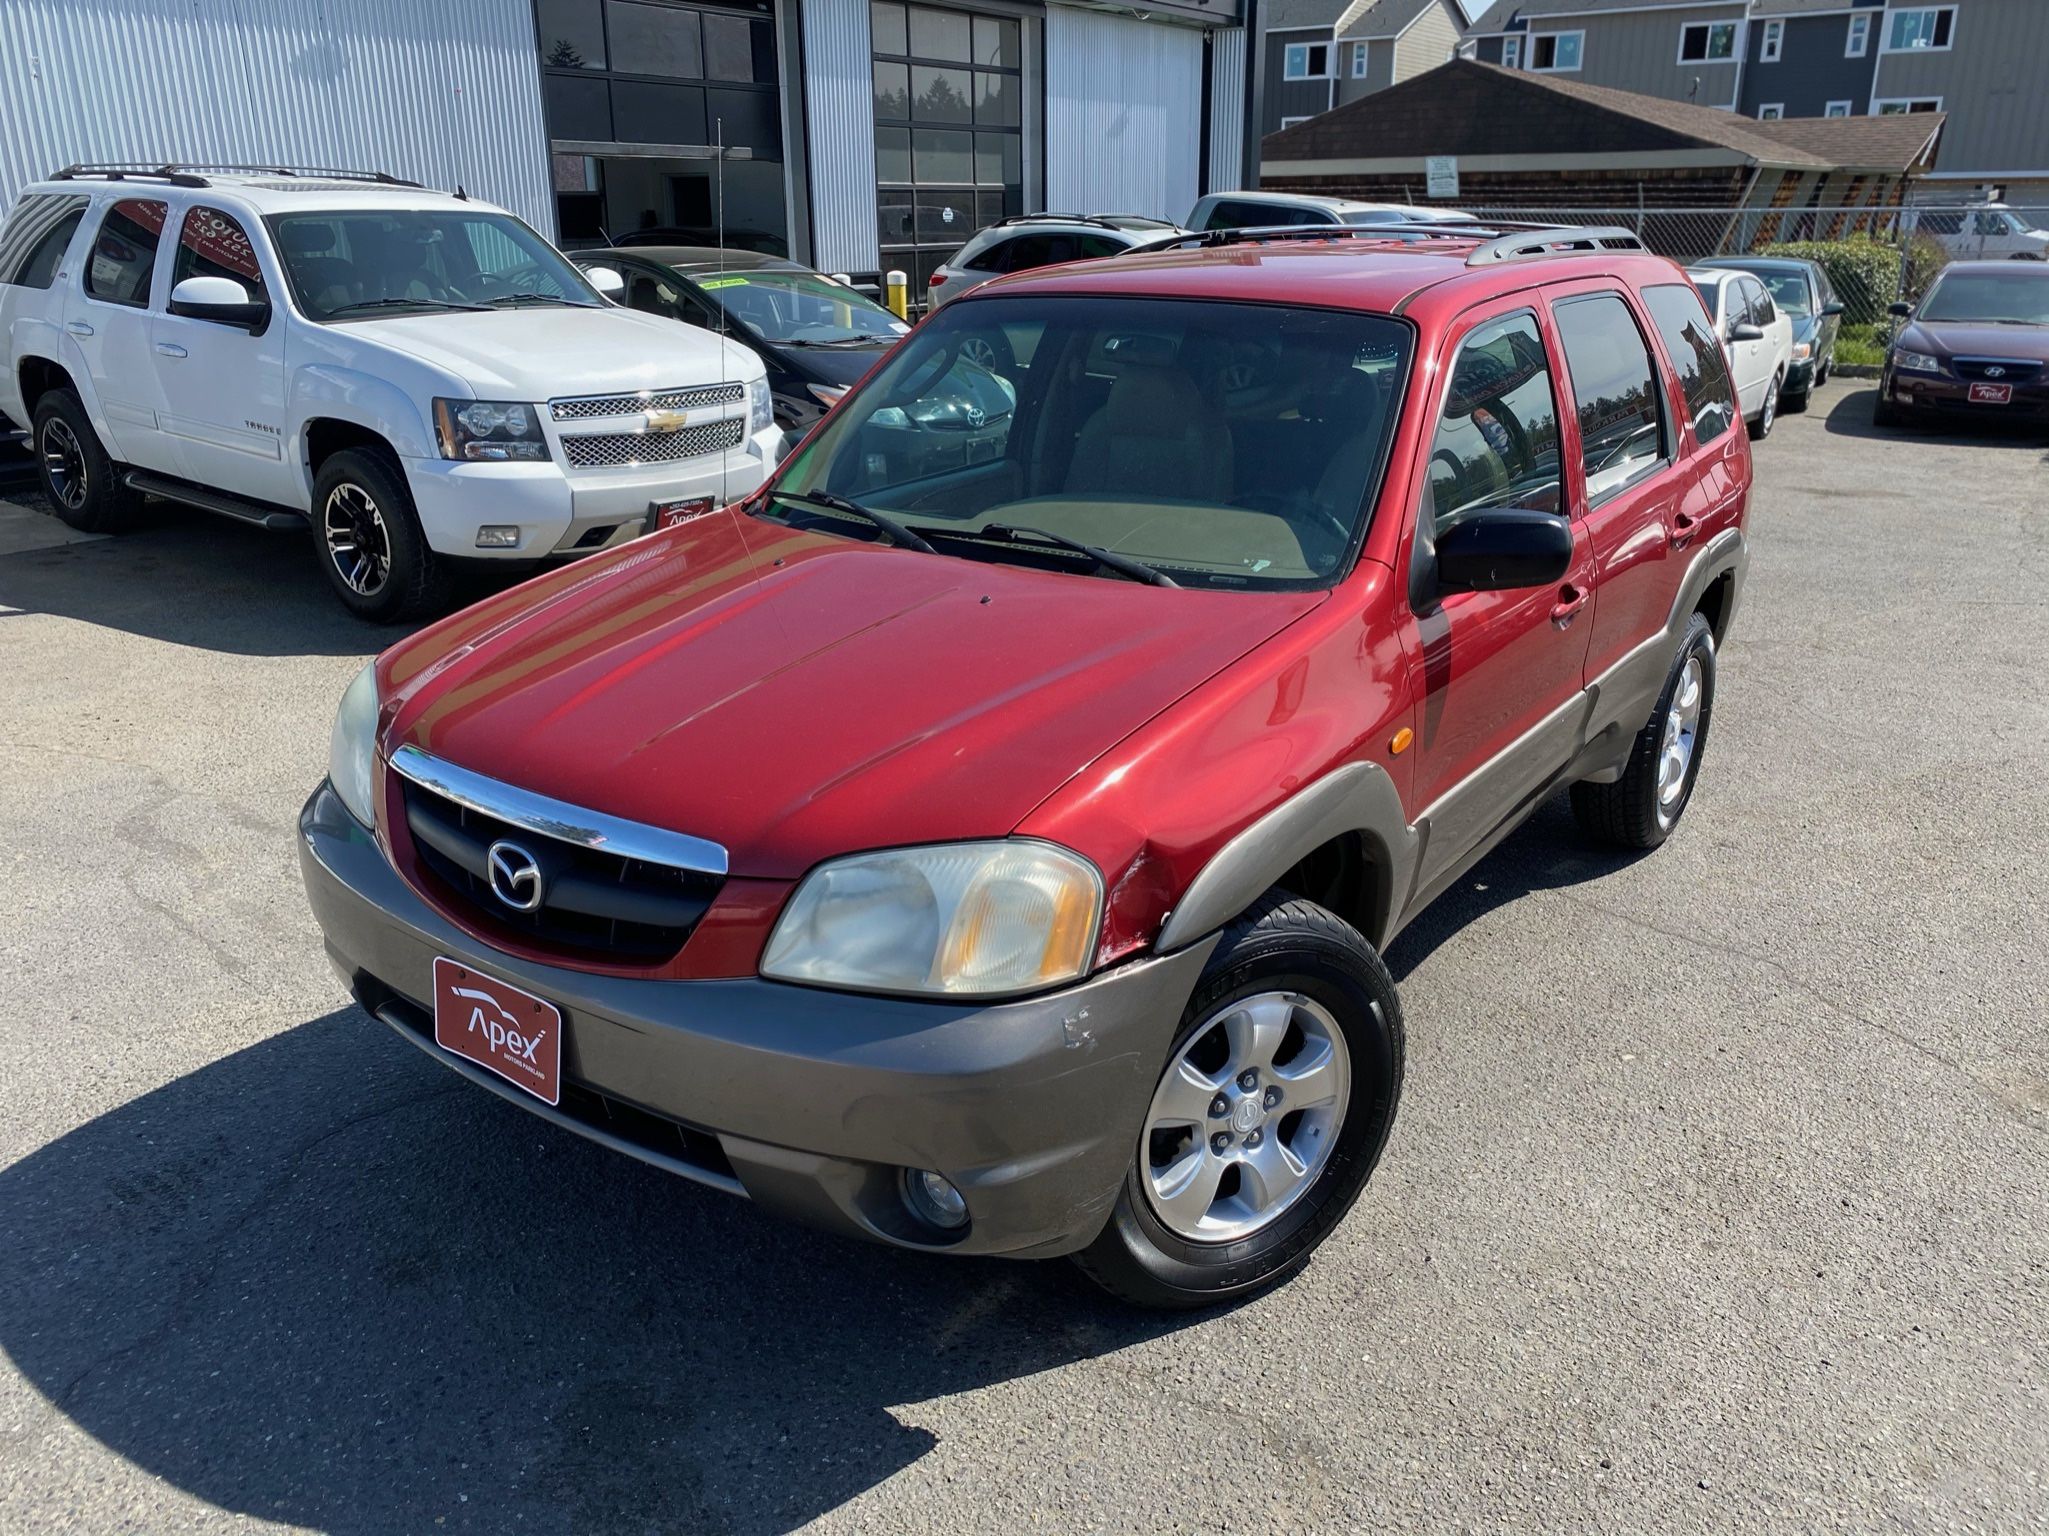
[301,224,1750,1307]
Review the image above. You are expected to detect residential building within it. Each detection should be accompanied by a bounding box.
[1258,0,1472,137]
[0,0,1258,290]
[1462,2,2049,202]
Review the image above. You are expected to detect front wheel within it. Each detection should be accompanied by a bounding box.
[1073,894,1404,1309]
[312,448,449,623]
[1749,371,1782,440]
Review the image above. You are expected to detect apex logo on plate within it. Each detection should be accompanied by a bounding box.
[431,957,563,1105]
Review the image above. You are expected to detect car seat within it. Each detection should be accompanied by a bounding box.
[1067,365,1234,503]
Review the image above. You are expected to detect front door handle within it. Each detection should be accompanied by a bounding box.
[154,341,187,358]
[1550,584,1588,628]
[66,320,95,337]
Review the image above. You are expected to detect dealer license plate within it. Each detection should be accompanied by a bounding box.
[1969,382,2013,404]
[432,957,563,1106]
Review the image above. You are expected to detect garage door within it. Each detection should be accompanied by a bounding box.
[1044,6,1204,225]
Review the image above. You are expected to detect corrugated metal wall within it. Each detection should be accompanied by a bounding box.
[1045,5,1204,223]
[1207,26,1247,195]
[799,0,880,277]
[0,0,553,231]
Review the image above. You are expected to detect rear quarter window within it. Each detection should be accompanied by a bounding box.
[1643,283,1737,446]
[0,194,89,289]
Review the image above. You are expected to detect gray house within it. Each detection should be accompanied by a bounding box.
[1258,0,1472,137]
[1462,2,2049,202]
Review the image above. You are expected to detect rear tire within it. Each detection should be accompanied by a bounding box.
[32,389,142,533]
[1571,613,1716,850]
[1073,894,1404,1310]
[312,448,449,623]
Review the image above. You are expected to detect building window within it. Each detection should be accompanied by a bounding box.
[873,2,1023,293]
[1350,42,1368,78]
[1845,13,1870,57]
[1501,35,1521,69]
[1759,19,1782,63]
[1678,21,1737,64]
[1825,99,1853,118]
[1283,40,1331,80]
[1529,31,1583,72]
[1885,7,1955,52]
[1279,116,1312,129]
[1875,97,1943,114]
[1757,103,1783,120]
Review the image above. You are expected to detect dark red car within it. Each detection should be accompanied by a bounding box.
[301,223,1751,1307]
[1876,260,2049,428]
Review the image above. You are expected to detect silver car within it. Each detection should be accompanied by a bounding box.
[1187,190,1477,234]
[925,213,1185,309]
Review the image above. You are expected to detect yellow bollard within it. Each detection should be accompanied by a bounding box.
[884,268,909,320]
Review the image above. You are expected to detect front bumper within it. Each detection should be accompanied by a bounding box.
[1884,370,2049,421]
[298,784,1213,1258]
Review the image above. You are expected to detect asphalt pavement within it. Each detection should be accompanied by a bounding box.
[1,381,2044,1534]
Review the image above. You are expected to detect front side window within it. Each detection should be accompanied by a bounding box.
[1530,31,1582,71]
[84,198,169,307]
[1886,6,1954,51]
[268,210,598,321]
[1284,41,1331,79]
[770,295,1414,590]
[1744,279,1776,327]
[1424,311,1562,538]
[1552,293,1666,508]
[1643,283,1736,446]
[1679,21,1737,63]
[0,195,88,289]
[172,205,269,305]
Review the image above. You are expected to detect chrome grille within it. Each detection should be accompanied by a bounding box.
[562,417,747,468]
[551,382,746,421]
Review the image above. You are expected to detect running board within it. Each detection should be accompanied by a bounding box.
[122,470,309,532]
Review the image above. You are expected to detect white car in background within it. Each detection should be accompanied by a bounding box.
[926,213,1185,309]
[1186,190,1478,233]
[1910,204,2049,262]
[0,164,780,620]
[1687,266,1795,441]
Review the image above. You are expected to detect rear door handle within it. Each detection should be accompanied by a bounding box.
[154,342,187,358]
[66,320,94,337]
[1550,584,1588,627]
[1671,510,1699,547]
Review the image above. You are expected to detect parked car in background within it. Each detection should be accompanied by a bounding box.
[0,165,781,620]
[926,214,1184,309]
[1688,267,1794,440]
[1911,205,2049,263]
[1692,256,1843,410]
[1875,260,2049,429]
[301,220,1750,1309]
[573,247,909,439]
[1186,191,1477,233]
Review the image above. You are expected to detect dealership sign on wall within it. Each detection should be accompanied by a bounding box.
[1426,155,1459,200]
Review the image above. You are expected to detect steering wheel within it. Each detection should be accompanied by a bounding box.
[473,262,556,299]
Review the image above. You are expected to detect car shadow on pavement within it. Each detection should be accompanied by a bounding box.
[0,1006,1190,1534]
[1822,383,2047,449]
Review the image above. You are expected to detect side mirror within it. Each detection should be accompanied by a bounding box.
[584,265,625,296]
[1888,301,1913,318]
[1822,301,1845,317]
[168,275,268,330]
[1728,321,1764,343]
[1432,508,1574,597]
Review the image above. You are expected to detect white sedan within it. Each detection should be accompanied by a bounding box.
[1688,266,1795,441]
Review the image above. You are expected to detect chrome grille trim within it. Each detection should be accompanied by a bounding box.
[551,382,747,421]
[562,417,747,468]
[388,744,728,876]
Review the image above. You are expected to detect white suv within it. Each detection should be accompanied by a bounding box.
[1186,191,1477,234]
[0,165,780,620]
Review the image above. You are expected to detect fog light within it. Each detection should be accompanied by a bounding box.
[475,525,521,548]
[902,1167,969,1230]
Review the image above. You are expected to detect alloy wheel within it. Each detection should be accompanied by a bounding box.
[1656,654,1705,827]
[39,417,88,512]
[324,482,391,596]
[1141,990,1351,1243]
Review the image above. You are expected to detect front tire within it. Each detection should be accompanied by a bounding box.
[312,448,449,623]
[32,389,141,533]
[1571,612,1716,850]
[1073,894,1404,1309]
[1748,371,1782,440]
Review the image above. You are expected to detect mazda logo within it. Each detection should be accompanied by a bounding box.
[1982,366,2006,378]
[486,840,545,912]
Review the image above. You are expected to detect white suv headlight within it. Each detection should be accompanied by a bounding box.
[761,841,1102,997]
[327,662,381,827]
[433,397,550,461]
[747,376,773,437]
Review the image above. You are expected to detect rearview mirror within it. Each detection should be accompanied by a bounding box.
[168,275,268,331]
[1433,509,1574,596]
[1728,322,1764,343]
[1822,301,1845,317]
[584,265,625,296]
[1888,301,1913,318]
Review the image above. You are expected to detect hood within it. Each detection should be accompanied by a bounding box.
[353,306,758,398]
[1900,320,2049,361]
[380,513,1321,878]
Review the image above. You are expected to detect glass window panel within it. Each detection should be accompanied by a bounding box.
[908,5,972,62]
[611,79,708,145]
[85,199,168,307]
[878,188,915,244]
[1554,293,1666,506]
[973,15,1020,68]
[976,191,1006,228]
[539,0,606,69]
[1426,312,1562,534]
[702,12,756,80]
[918,192,976,241]
[912,65,972,123]
[1643,284,1735,445]
[974,131,1010,186]
[912,128,974,183]
[544,72,613,140]
[173,205,268,300]
[876,126,912,183]
[606,1,700,78]
[872,2,909,57]
[974,71,1019,126]
[874,62,910,120]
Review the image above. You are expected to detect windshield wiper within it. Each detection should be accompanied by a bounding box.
[965,523,1178,588]
[482,292,591,308]
[326,296,488,316]
[772,490,937,554]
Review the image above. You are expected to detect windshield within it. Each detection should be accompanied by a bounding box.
[765,295,1414,591]
[269,210,599,321]
[1917,269,2049,325]
[695,269,908,345]
[1760,271,1812,316]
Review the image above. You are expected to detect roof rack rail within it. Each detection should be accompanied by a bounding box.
[1463,225,1647,266]
[1124,224,1449,255]
[987,212,1130,232]
[50,162,423,189]
[1124,220,1650,266]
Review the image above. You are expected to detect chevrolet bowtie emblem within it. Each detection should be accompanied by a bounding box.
[645,408,693,432]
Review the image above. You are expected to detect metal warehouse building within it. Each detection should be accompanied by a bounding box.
[0,0,1254,285]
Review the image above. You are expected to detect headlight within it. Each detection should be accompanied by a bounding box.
[1791,341,1812,362]
[433,397,549,462]
[1892,349,1942,373]
[747,376,773,437]
[761,841,1102,997]
[327,662,381,827]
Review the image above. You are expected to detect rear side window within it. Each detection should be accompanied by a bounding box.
[1553,293,1667,507]
[0,194,89,289]
[1424,311,1564,535]
[1643,283,1736,446]
[172,206,270,305]
[85,198,169,306]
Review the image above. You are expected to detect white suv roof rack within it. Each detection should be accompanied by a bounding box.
[49,162,423,190]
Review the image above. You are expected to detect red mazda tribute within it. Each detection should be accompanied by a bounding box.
[300,223,1750,1307]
